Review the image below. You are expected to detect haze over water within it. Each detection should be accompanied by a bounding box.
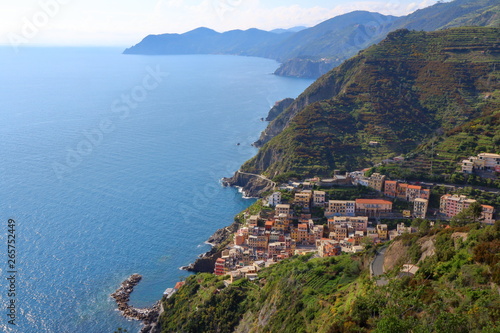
[0,47,313,332]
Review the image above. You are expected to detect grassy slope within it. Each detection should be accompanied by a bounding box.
[158,223,500,333]
[241,27,500,179]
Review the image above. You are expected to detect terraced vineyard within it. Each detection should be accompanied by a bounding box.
[241,27,500,180]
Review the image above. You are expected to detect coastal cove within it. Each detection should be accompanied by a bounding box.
[0,47,314,332]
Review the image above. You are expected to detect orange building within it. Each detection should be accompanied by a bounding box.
[384,180,398,197]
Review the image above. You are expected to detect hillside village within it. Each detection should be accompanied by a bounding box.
[215,154,499,282]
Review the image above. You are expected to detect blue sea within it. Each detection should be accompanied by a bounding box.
[0,47,313,332]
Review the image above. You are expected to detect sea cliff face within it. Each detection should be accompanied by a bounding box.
[265,98,294,122]
[254,56,359,148]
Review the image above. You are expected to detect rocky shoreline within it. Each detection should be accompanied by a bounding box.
[111,274,161,333]
[181,221,240,273]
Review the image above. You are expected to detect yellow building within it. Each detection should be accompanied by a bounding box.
[481,205,495,224]
[376,224,388,240]
[275,204,291,217]
[367,173,386,192]
[294,191,312,208]
[325,200,356,217]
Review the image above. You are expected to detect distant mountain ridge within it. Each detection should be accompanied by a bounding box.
[124,0,499,78]
[123,10,394,61]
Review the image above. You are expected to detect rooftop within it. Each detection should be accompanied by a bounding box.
[356,199,392,205]
[478,153,500,158]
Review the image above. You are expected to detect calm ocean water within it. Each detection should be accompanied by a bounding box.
[0,47,313,332]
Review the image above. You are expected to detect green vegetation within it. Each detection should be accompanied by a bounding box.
[158,220,500,332]
[429,185,500,209]
[242,27,500,181]
[159,254,366,333]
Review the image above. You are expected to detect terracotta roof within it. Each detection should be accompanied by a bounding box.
[174,281,185,290]
[481,205,494,209]
[298,223,308,228]
[408,185,422,189]
[385,180,397,184]
[265,221,274,226]
[355,199,392,205]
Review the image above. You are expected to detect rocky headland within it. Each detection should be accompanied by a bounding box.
[273,58,337,79]
[265,98,295,122]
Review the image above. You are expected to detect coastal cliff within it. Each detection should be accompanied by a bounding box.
[273,58,337,79]
[265,98,294,122]
[222,171,275,198]
[253,58,354,148]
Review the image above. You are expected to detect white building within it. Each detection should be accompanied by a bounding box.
[267,192,282,207]
[462,153,500,173]
[413,198,428,219]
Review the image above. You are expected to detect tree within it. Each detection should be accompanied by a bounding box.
[451,202,483,226]
[418,219,431,234]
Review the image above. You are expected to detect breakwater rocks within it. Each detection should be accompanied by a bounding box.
[182,222,239,273]
[111,274,161,332]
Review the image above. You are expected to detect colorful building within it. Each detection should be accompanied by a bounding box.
[325,200,356,217]
[413,198,428,219]
[355,199,393,217]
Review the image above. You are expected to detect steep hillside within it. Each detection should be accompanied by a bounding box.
[239,27,500,180]
[390,0,499,31]
[158,222,500,333]
[372,109,500,180]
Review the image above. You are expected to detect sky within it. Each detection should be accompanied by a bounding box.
[0,0,439,47]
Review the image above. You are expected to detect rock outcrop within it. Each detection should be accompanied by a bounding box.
[265,98,294,122]
[222,171,275,198]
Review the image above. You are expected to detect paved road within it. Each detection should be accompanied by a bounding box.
[236,170,276,188]
[372,247,388,286]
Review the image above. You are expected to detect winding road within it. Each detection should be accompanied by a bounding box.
[371,247,388,286]
[236,170,277,188]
